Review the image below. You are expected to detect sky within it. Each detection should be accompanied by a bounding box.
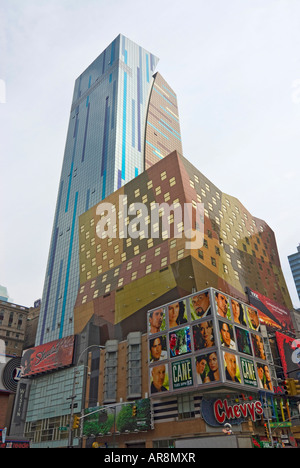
[0,0,299,309]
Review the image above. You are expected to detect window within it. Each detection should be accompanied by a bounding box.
[131,271,138,281]
[211,257,216,267]
[177,394,195,420]
[147,239,154,248]
[177,249,185,259]
[127,335,142,398]
[169,176,176,187]
[170,239,177,249]
[104,346,118,402]
[93,290,99,299]
[118,278,124,288]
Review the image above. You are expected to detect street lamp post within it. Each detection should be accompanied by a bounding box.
[68,345,105,448]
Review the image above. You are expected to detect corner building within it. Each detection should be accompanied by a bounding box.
[78,151,294,448]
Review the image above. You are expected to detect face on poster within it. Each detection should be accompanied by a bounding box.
[215,292,231,320]
[190,291,211,320]
[231,299,247,327]
[223,351,241,384]
[193,321,215,351]
[148,308,166,334]
[235,327,252,356]
[195,352,220,385]
[169,327,191,358]
[149,335,167,362]
[251,334,266,360]
[256,363,273,392]
[150,364,169,394]
[247,307,260,332]
[219,321,236,350]
[168,300,188,329]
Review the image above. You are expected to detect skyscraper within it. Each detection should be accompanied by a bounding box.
[36,34,182,347]
[21,35,183,448]
[288,244,300,301]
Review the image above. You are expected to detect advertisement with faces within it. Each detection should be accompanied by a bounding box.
[148,288,273,396]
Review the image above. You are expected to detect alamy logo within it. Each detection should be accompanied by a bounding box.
[0,79,6,104]
[96,195,204,249]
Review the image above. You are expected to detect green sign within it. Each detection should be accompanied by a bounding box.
[241,358,258,387]
[171,358,193,390]
[269,422,292,428]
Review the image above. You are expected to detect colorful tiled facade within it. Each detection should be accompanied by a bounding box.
[74,150,292,343]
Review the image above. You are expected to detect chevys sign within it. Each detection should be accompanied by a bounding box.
[213,398,263,424]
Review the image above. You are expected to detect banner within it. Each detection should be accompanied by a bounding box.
[246,288,294,333]
[83,399,152,437]
[21,335,74,377]
[276,332,300,379]
[171,358,193,390]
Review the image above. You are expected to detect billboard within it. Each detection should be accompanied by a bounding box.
[83,399,152,437]
[246,288,294,333]
[21,335,74,377]
[147,288,274,397]
[276,332,300,379]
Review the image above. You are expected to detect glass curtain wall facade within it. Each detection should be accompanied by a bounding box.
[36,35,182,346]
[288,245,300,301]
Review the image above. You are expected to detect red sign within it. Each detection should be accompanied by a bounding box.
[21,336,74,377]
[213,398,263,424]
[247,288,294,333]
[276,332,300,379]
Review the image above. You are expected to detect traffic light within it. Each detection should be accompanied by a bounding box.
[294,380,300,395]
[72,415,80,429]
[264,423,270,440]
[283,378,296,396]
[132,405,137,417]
